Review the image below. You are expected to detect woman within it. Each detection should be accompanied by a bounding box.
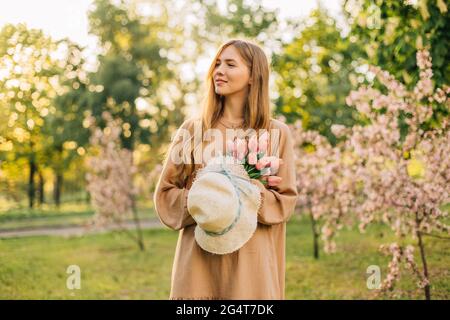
[154,39,298,299]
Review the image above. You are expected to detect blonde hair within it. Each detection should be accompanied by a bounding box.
[171,39,272,186]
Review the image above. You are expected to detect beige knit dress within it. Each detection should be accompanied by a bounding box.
[153,117,298,300]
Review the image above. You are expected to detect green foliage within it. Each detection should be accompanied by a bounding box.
[86,0,177,151]
[199,0,278,39]
[0,24,68,206]
[344,0,450,88]
[344,0,449,134]
[272,8,364,143]
[1,0,449,218]
[46,41,90,176]
[0,24,61,160]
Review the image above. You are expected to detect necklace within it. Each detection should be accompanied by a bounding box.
[218,117,244,129]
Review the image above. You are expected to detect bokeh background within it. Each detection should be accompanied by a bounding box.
[0,0,449,299]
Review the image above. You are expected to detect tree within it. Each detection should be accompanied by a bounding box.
[344,0,449,125]
[197,0,278,42]
[335,48,449,299]
[87,0,178,151]
[272,7,364,143]
[0,24,61,208]
[85,112,145,250]
[45,40,91,206]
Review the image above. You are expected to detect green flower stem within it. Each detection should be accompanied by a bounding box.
[249,172,261,179]
[248,171,259,178]
[247,166,258,173]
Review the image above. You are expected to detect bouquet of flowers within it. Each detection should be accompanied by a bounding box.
[226,132,283,187]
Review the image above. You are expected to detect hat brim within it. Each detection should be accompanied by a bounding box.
[194,182,260,255]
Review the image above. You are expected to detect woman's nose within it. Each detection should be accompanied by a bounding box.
[215,65,225,75]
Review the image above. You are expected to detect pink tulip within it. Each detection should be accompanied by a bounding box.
[248,135,258,152]
[255,156,271,170]
[236,138,247,160]
[226,139,237,157]
[261,167,271,176]
[248,152,258,165]
[268,156,283,174]
[236,139,247,156]
[267,176,282,187]
[226,139,235,153]
[258,131,269,153]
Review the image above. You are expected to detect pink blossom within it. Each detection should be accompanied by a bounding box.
[255,156,271,170]
[258,131,269,153]
[265,156,283,174]
[248,152,258,165]
[236,138,247,161]
[85,112,144,249]
[261,167,272,176]
[291,48,448,299]
[248,135,258,152]
[226,139,236,155]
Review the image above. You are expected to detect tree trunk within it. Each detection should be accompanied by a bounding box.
[309,209,320,259]
[121,113,144,251]
[132,196,145,251]
[28,158,36,209]
[37,169,45,205]
[54,172,63,208]
[128,131,144,251]
[85,190,90,204]
[417,230,431,300]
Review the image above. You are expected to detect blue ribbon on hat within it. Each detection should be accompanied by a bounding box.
[200,161,255,237]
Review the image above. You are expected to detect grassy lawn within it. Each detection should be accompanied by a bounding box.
[286,215,449,299]
[0,202,156,230]
[0,214,448,299]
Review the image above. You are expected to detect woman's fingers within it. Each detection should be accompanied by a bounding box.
[267,175,282,187]
[257,175,282,187]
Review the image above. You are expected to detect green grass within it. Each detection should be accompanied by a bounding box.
[0,228,175,299]
[0,215,448,299]
[286,215,449,299]
[0,203,156,230]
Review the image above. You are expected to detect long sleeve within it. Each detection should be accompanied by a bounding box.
[153,120,196,231]
[250,123,298,225]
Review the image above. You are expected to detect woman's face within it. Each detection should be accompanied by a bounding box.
[213,45,251,96]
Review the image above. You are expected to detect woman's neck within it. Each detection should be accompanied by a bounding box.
[221,91,247,121]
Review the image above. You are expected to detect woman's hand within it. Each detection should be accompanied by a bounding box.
[258,156,283,187]
[259,175,283,187]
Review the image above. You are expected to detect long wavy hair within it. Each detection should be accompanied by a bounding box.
[169,39,272,187]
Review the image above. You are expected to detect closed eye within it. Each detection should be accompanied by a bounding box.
[215,63,235,67]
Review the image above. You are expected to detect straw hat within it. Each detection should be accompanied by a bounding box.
[187,155,262,254]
